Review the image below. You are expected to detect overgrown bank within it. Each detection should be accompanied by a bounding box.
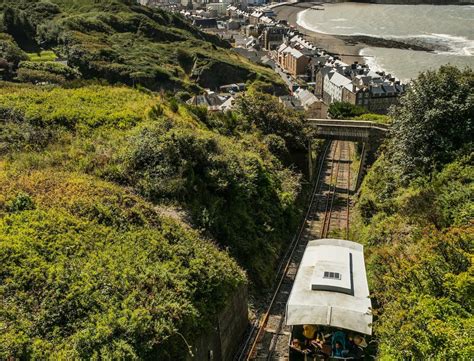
[0,79,308,358]
[352,66,473,359]
[0,1,308,358]
[0,0,284,91]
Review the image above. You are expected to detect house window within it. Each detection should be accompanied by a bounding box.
[323,271,341,280]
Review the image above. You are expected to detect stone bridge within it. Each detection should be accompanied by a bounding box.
[306,119,390,188]
[307,119,389,143]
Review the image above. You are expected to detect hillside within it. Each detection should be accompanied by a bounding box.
[353,66,473,359]
[0,0,284,91]
[0,2,308,358]
[0,82,306,358]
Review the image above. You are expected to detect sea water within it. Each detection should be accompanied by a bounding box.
[297,3,474,81]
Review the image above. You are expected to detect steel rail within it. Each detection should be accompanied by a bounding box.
[346,143,351,239]
[239,141,332,361]
[320,141,343,239]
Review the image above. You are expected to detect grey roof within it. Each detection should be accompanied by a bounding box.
[295,88,318,108]
[329,72,352,88]
[383,83,396,94]
[279,95,303,110]
[289,47,305,59]
[286,239,372,335]
[370,85,385,95]
[260,55,276,69]
[187,92,228,107]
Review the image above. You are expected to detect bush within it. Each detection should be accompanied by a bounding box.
[19,61,80,79]
[0,171,245,360]
[353,66,473,359]
[388,65,474,179]
[0,83,156,130]
[235,91,307,153]
[105,121,301,287]
[0,33,26,62]
[16,67,66,84]
[328,101,367,119]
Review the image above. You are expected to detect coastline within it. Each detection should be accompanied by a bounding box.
[273,3,439,65]
[273,3,366,64]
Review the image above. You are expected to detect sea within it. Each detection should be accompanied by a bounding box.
[296,3,474,81]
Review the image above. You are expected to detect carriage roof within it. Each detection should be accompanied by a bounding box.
[286,239,373,335]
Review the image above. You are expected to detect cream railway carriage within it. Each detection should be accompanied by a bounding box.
[286,239,373,360]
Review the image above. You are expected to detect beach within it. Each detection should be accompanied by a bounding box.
[273,3,366,64]
[274,2,474,80]
[273,3,443,65]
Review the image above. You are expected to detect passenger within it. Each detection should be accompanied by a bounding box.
[291,338,302,350]
[311,333,331,358]
[332,331,350,357]
[333,341,344,357]
[346,335,366,359]
[353,335,368,348]
[290,339,306,361]
[302,324,317,341]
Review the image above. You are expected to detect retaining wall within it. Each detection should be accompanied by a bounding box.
[187,285,248,361]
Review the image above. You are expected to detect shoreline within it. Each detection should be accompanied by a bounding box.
[273,3,438,65]
[273,3,366,65]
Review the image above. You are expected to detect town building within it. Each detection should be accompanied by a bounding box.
[276,43,311,77]
[187,90,236,112]
[262,25,288,50]
[193,17,218,28]
[316,61,405,114]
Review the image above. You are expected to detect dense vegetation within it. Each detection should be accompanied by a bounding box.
[0,0,283,90]
[0,2,306,357]
[328,101,390,124]
[0,81,305,357]
[0,170,245,359]
[353,66,473,359]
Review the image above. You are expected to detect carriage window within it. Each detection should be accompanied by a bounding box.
[323,271,341,280]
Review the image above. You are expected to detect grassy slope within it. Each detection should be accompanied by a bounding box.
[0,2,299,358]
[0,168,245,360]
[0,0,284,91]
[0,81,303,358]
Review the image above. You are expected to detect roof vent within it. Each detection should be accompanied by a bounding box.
[323,271,341,280]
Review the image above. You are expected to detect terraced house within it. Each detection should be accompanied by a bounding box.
[319,62,405,114]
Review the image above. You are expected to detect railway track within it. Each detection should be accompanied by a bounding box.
[236,140,355,361]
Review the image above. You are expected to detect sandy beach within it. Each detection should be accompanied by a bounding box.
[273,3,366,64]
[273,3,439,66]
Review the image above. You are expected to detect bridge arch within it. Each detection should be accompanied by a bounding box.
[306,119,389,188]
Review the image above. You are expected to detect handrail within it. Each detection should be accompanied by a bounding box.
[307,118,389,132]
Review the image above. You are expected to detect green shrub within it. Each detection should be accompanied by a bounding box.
[27,50,58,62]
[19,60,80,79]
[353,66,473,359]
[328,101,367,119]
[104,121,301,287]
[6,191,35,212]
[16,67,66,84]
[0,83,155,130]
[0,33,25,61]
[0,171,245,360]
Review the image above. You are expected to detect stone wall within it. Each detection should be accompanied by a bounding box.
[187,285,248,361]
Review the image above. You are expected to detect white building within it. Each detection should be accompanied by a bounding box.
[323,71,352,103]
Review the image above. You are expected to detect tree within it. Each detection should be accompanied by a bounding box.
[235,91,307,153]
[388,65,473,179]
[328,101,367,119]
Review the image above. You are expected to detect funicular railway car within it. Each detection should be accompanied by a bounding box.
[286,239,373,360]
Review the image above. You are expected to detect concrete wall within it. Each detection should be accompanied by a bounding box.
[188,285,248,361]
